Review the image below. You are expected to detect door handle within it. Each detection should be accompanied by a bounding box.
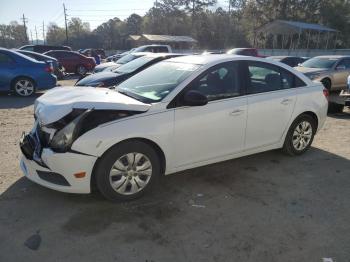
[230,109,244,116]
[281,99,292,105]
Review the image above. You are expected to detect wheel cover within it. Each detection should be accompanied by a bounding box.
[15,80,34,96]
[109,153,152,195]
[77,66,86,75]
[292,121,313,151]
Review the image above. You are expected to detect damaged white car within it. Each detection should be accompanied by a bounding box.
[20,55,328,201]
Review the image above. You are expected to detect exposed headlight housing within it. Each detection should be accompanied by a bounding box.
[47,109,143,152]
[49,110,90,152]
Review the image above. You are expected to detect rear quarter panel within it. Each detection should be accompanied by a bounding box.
[292,83,328,132]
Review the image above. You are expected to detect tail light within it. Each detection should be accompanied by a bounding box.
[44,64,54,73]
[323,88,329,100]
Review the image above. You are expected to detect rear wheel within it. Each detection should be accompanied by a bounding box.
[12,77,35,97]
[283,115,317,156]
[95,141,160,201]
[76,65,87,76]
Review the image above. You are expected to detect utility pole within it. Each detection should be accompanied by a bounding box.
[21,14,29,43]
[35,25,38,44]
[30,30,33,44]
[63,3,69,44]
[42,21,45,44]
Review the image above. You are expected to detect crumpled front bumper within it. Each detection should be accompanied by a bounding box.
[20,130,97,194]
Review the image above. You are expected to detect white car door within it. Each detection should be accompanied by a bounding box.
[244,61,298,150]
[171,62,247,168]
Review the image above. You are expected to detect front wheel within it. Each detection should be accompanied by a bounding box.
[12,77,36,97]
[283,115,317,156]
[95,141,160,201]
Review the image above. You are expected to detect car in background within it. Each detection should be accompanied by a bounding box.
[0,48,56,96]
[94,52,149,73]
[202,50,225,55]
[268,56,308,67]
[19,44,71,53]
[227,48,263,57]
[106,45,172,62]
[294,55,350,91]
[106,49,135,62]
[44,50,96,75]
[80,48,106,59]
[20,54,328,200]
[76,53,184,87]
[17,50,64,80]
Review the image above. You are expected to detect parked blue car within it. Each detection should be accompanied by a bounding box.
[0,48,57,96]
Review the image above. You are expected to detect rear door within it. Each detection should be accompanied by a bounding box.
[0,52,16,90]
[244,61,299,150]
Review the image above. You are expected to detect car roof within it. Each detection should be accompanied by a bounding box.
[166,54,250,65]
[314,55,350,59]
[0,48,40,63]
[144,52,184,58]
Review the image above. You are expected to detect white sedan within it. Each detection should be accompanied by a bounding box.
[20,55,328,201]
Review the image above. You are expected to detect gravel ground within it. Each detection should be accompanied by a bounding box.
[0,83,349,262]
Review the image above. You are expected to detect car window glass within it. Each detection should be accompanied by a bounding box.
[0,53,14,63]
[247,62,294,94]
[23,46,34,51]
[188,62,241,101]
[337,58,350,69]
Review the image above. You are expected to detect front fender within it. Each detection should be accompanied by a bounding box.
[71,109,174,165]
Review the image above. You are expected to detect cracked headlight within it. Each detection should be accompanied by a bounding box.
[49,110,90,152]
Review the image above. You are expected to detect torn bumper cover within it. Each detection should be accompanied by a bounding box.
[20,131,97,194]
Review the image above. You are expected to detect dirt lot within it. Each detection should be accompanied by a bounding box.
[0,81,349,262]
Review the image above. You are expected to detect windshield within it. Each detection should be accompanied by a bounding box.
[116,54,140,64]
[301,57,338,69]
[117,61,201,103]
[114,56,155,74]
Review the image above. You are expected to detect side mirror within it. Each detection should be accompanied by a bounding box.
[183,90,208,106]
[336,65,346,70]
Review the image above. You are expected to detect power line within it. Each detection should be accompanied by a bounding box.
[63,3,69,44]
[21,14,29,43]
[42,21,45,44]
[67,8,148,12]
[35,25,38,44]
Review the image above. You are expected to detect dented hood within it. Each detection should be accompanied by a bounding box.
[34,86,150,125]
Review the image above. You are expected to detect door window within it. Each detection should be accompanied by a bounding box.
[337,58,350,69]
[0,53,14,64]
[187,62,241,101]
[247,62,295,94]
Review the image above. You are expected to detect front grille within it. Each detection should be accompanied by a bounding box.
[37,171,70,186]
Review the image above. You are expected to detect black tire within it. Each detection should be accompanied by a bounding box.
[283,114,317,156]
[321,78,331,91]
[76,65,87,76]
[328,102,344,114]
[12,77,36,97]
[95,140,161,201]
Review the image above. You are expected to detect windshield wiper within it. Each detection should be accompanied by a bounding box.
[116,88,142,102]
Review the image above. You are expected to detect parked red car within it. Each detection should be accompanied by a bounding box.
[43,50,96,75]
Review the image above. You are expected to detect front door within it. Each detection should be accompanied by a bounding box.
[172,62,247,168]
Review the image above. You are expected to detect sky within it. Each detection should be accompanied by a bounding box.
[0,0,228,40]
